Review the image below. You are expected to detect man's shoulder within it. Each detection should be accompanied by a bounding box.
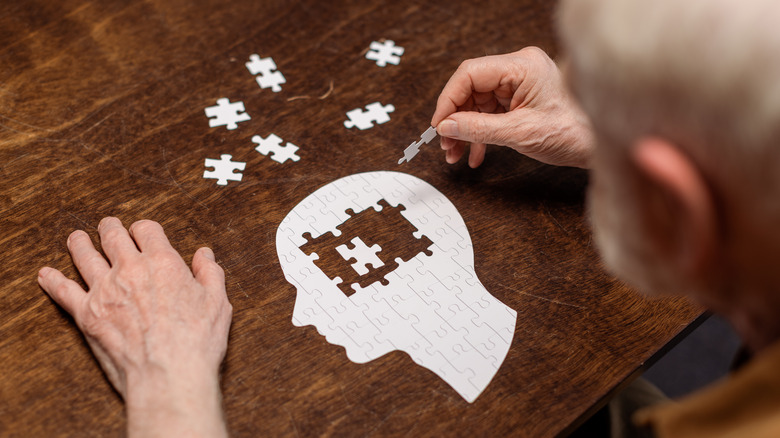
[635,341,780,437]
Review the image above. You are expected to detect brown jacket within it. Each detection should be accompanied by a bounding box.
[635,341,780,437]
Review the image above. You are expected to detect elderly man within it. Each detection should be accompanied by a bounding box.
[433,0,780,435]
[38,0,780,435]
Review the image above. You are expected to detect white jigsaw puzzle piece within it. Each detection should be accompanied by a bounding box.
[335,237,384,275]
[252,133,301,163]
[204,98,251,130]
[246,54,286,92]
[276,171,518,403]
[203,154,245,186]
[365,40,405,67]
[344,102,395,130]
[399,126,438,164]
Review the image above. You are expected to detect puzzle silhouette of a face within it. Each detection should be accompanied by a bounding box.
[276,171,517,402]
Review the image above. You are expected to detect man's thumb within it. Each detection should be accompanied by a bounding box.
[436,112,513,146]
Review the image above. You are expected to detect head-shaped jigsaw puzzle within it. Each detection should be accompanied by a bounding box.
[276,171,517,402]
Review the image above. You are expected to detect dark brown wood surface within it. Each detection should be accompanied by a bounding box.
[0,1,703,436]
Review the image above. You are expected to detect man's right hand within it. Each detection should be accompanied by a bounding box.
[431,47,595,169]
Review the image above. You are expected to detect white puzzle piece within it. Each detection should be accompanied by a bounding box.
[336,237,384,276]
[276,171,517,402]
[399,126,438,164]
[365,40,405,67]
[344,102,395,130]
[204,98,251,130]
[203,154,245,186]
[246,54,286,92]
[252,133,301,163]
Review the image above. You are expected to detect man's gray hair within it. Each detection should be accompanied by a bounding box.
[559,0,780,226]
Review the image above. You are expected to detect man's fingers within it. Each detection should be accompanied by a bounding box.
[431,55,515,126]
[468,143,487,168]
[438,111,516,147]
[192,247,227,294]
[440,136,458,151]
[38,267,87,318]
[97,217,139,265]
[67,230,110,288]
[446,142,467,164]
[128,220,175,255]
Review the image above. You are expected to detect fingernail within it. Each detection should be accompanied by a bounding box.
[98,216,118,231]
[202,247,216,261]
[437,120,459,138]
[38,267,52,278]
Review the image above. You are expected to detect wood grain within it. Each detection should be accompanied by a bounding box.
[0,0,702,436]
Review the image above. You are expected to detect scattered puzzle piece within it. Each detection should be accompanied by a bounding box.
[204,98,251,130]
[203,154,245,186]
[344,102,395,130]
[336,237,384,276]
[246,54,286,92]
[252,133,301,163]
[365,40,404,67]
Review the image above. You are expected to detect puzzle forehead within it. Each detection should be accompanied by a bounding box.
[276,171,517,402]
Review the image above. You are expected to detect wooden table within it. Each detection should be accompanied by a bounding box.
[0,0,703,436]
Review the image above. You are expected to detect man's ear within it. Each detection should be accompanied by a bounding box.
[631,138,719,276]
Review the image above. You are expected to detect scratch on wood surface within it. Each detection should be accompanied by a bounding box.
[0,122,32,137]
[223,265,249,298]
[0,113,55,132]
[497,282,586,310]
[0,2,92,58]
[338,383,353,410]
[62,209,96,230]
[161,144,210,210]
[364,407,399,438]
[545,205,571,235]
[232,277,250,298]
[186,226,208,248]
[0,153,30,176]
[284,407,301,438]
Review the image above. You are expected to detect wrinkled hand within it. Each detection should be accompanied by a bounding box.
[38,217,232,438]
[431,47,595,168]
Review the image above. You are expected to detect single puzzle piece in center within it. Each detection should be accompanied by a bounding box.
[344,102,395,130]
[204,98,251,130]
[252,133,301,163]
[335,237,384,276]
[246,54,286,92]
[365,40,405,67]
[203,154,245,186]
[299,199,433,296]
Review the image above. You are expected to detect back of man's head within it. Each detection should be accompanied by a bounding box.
[560,0,780,208]
[557,0,780,347]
